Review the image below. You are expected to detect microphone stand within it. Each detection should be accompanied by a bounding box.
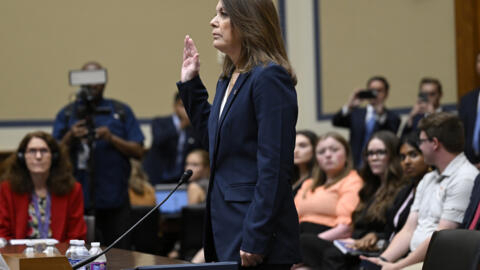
[72,170,193,270]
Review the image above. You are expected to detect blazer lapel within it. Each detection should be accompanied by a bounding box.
[211,79,229,162]
[212,72,250,162]
[217,72,250,129]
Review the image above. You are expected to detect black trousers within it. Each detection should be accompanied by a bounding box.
[300,233,360,270]
[299,222,331,235]
[298,222,361,270]
[94,201,131,249]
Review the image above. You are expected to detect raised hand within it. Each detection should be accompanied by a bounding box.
[181,35,200,83]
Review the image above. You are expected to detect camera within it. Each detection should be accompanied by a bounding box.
[418,92,429,103]
[67,69,111,137]
[356,89,378,99]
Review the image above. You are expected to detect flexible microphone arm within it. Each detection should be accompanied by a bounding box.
[72,170,193,270]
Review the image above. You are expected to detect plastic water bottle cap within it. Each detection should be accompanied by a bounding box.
[91,242,100,247]
[69,239,77,244]
[77,240,85,245]
[46,240,56,245]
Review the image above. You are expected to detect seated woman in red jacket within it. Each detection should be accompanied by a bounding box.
[0,131,86,243]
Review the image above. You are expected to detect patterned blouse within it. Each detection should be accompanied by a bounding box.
[27,195,52,239]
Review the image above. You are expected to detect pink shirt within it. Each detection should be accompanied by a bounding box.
[294,170,363,227]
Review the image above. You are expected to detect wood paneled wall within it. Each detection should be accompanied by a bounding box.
[455,0,480,99]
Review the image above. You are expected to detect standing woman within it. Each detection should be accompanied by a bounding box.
[0,131,86,243]
[177,0,300,268]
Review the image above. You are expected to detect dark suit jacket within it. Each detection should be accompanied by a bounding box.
[143,116,201,184]
[459,89,480,164]
[400,106,456,138]
[177,63,301,264]
[332,107,401,168]
[462,173,480,229]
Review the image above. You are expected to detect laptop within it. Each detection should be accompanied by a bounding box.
[155,184,188,217]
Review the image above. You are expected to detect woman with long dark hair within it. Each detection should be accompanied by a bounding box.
[292,130,318,195]
[177,0,300,268]
[0,131,86,243]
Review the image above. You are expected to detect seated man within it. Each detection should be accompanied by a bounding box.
[363,112,478,269]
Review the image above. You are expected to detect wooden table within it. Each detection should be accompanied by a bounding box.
[0,243,186,270]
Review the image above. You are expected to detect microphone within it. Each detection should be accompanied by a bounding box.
[72,170,193,270]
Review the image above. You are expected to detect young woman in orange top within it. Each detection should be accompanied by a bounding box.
[295,132,363,241]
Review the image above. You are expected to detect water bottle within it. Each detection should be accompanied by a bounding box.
[65,240,79,266]
[42,239,60,256]
[75,240,91,270]
[89,242,107,270]
[22,240,36,258]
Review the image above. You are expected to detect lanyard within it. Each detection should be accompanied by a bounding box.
[32,192,51,238]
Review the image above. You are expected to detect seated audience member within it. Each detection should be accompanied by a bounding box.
[168,149,210,260]
[462,174,480,230]
[383,132,430,240]
[129,159,156,207]
[185,149,210,205]
[295,132,363,238]
[292,130,318,196]
[143,93,201,184]
[363,112,478,269]
[0,131,86,243]
[317,132,431,270]
[297,131,405,269]
[294,133,363,265]
[332,76,401,168]
[401,77,446,137]
[459,52,480,168]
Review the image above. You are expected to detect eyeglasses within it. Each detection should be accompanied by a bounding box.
[25,148,51,157]
[365,149,387,158]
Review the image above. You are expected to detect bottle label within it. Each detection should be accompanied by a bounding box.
[68,259,81,266]
[90,262,106,270]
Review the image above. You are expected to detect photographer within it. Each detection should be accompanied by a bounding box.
[332,76,401,168]
[52,61,144,248]
[401,77,445,138]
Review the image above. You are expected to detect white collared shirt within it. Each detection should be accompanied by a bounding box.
[409,153,478,250]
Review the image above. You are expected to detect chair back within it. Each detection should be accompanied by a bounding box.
[423,229,480,270]
[180,203,205,260]
[129,206,160,254]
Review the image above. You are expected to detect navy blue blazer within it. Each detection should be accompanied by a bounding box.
[462,173,480,229]
[459,89,480,164]
[142,116,201,184]
[332,107,401,168]
[177,63,301,264]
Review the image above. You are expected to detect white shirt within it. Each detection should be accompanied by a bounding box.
[409,153,478,250]
[219,81,231,119]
